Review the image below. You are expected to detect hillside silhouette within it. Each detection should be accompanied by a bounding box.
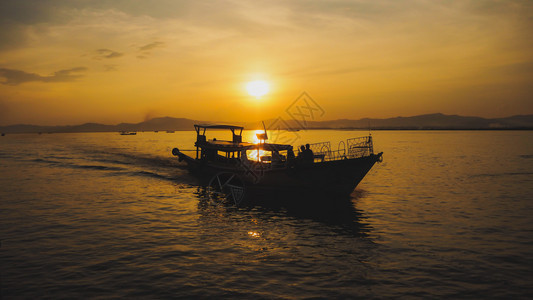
[1,114,532,133]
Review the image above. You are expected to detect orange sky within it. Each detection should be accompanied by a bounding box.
[1,0,532,125]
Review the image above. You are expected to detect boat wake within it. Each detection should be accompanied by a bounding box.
[30,147,198,185]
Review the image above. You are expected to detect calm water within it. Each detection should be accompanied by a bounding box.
[1,130,532,299]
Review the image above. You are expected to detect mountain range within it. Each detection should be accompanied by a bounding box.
[1,113,532,134]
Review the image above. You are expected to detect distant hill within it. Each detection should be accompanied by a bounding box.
[0,117,202,134]
[266,113,533,130]
[1,114,532,134]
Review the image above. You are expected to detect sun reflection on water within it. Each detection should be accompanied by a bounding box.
[247,231,261,238]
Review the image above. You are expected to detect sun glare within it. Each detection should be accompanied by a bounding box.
[246,80,270,98]
[252,129,265,144]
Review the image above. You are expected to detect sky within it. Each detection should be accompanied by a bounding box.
[0,0,532,125]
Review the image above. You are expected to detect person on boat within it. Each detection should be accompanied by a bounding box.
[303,144,314,163]
[297,144,314,164]
[297,145,306,160]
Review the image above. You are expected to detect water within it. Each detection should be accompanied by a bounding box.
[1,131,532,299]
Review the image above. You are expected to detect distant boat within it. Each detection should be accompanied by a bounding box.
[166,130,175,133]
[119,131,137,135]
[1,133,5,136]
[172,124,382,205]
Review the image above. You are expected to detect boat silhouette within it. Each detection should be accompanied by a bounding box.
[119,131,137,135]
[172,124,382,205]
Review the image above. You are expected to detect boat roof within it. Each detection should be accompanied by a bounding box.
[194,124,244,130]
[200,140,293,152]
[193,123,292,152]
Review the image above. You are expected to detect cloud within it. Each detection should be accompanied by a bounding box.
[0,67,87,85]
[94,49,124,59]
[139,42,164,52]
[0,0,74,50]
[137,41,164,59]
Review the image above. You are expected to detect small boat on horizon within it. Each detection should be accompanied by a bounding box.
[119,131,137,135]
[172,124,383,205]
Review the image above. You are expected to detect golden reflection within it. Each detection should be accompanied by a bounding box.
[252,130,264,144]
[247,130,269,161]
[248,231,261,238]
[246,149,269,162]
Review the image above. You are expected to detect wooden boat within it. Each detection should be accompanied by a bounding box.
[172,124,382,204]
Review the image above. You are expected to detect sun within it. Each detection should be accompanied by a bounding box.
[246,80,270,98]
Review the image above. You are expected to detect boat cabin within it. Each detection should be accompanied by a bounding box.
[193,124,294,167]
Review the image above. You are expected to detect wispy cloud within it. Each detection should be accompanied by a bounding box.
[139,42,164,52]
[0,67,87,85]
[94,49,124,60]
[137,41,164,59]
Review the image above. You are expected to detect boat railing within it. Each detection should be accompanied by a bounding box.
[346,136,374,158]
[308,141,331,155]
[308,136,374,162]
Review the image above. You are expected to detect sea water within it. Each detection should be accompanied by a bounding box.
[1,130,532,299]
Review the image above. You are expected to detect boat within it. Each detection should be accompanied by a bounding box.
[119,131,137,135]
[172,124,383,204]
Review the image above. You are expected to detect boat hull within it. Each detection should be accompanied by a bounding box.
[177,152,382,198]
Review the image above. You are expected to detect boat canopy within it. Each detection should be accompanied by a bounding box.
[194,123,245,144]
[194,124,244,130]
[198,140,292,152]
[192,123,292,158]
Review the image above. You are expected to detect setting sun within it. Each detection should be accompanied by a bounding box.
[246,80,270,98]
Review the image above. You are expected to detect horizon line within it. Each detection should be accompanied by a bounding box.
[2,112,533,127]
